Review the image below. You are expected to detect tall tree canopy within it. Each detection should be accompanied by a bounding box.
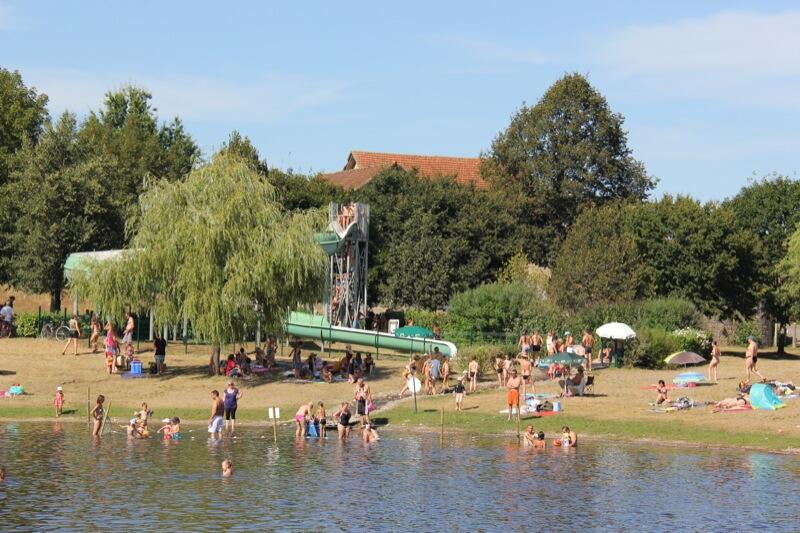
[550,196,756,317]
[79,85,199,219]
[485,73,655,265]
[727,175,800,341]
[71,154,327,345]
[356,167,520,309]
[0,68,49,186]
[550,202,641,310]
[3,112,119,310]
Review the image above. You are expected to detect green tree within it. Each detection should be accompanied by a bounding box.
[79,86,199,234]
[70,154,327,360]
[217,130,268,174]
[3,112,120,310]
[626,196,756,317]
[778,224,800,327]
[0,68,49,185]
[550,202,641,310]
[357,167,520,309]
[486,73,655,265]
[727,175,800,349]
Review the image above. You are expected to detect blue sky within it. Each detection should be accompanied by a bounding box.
[2,1,798,200]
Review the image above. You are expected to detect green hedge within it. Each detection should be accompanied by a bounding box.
[625,326,712,369]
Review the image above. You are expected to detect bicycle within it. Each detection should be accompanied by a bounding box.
[40,321,71,342]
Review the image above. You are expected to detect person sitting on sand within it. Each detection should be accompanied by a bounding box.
[534,431,547,449]
[656,380,668,405]
[321,363,333,383]
[523,425,537,447]
[221,459,233,478]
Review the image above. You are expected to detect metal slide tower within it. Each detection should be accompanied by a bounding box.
[318,202,369,327]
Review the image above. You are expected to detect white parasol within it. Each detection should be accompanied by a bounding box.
[596,322,636,340]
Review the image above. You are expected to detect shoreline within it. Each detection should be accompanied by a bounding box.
[3,401,799,455]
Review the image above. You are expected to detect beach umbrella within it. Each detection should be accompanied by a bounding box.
[596,322,636,340]
[394,325,434,338]
[664,351,706,366]
[540,351,585,367]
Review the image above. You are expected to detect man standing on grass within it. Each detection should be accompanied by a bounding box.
[153,333,167,375]
[506,369,522,422]
[122,312,135,353]
[745,336,764,382]
[582,329,594,370]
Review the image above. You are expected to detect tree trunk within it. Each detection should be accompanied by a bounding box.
[777,323,786,356]
[50,289,61,313]
[210,344,221,376]
[756,301,774,347]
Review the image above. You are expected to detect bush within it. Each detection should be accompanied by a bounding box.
[625,327,680,369]
[671,327,712,357]
[572,297,700,333]
[448,282,540,341]
[734,320,761,346]
[457,343,517,374]
[404,309,446,330]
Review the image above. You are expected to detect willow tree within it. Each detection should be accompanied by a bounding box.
[72,153,327,369]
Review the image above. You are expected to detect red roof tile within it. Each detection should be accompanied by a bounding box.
[320,151,487,189]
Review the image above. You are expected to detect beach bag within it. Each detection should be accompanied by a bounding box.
[367,402,375,413]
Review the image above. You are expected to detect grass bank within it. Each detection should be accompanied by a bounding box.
[2,338,800,452]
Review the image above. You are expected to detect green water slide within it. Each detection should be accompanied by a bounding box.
[285,311,458,358]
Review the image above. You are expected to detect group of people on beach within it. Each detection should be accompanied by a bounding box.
[293,376,377,442]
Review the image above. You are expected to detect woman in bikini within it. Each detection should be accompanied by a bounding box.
[518,330,533,358]
[89,316,100,353]
[495,354,505,386]
[316,402,327,439]
[90,395,105,436]
[708,340,721,382]
[294,402,313,437]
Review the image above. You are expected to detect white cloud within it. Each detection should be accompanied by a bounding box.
[603,10,800,107]
[432,34,549,65]
[22,67,351,123]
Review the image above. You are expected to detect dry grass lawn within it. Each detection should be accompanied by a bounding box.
[0,337,410,420]
[2,337,800,450]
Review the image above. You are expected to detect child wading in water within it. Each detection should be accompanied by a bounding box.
[90,395,105,436]
[54,386,65,417]
[316,402,327,438]
[221,459,233,478]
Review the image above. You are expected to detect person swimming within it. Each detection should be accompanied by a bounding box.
[221,459,233,478]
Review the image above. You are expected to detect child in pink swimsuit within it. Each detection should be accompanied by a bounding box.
[54,386,64,417]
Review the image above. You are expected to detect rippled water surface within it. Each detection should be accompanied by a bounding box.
[1,422,798,531]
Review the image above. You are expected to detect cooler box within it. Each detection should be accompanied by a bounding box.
[131,359,143,374]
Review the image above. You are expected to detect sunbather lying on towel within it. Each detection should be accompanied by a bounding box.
[714,395,749,410]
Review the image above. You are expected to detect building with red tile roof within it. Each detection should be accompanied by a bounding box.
[320,150,487,189]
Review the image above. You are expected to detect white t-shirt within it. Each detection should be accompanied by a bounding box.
[0,305,13,322]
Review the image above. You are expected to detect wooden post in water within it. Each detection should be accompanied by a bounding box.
[99,400,111,436]
[440,407,444,447]
[268,407,279,444]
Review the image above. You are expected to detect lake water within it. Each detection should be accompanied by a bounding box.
[1,422,798,532]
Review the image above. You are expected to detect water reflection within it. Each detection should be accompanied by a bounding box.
[0,423,798,531]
